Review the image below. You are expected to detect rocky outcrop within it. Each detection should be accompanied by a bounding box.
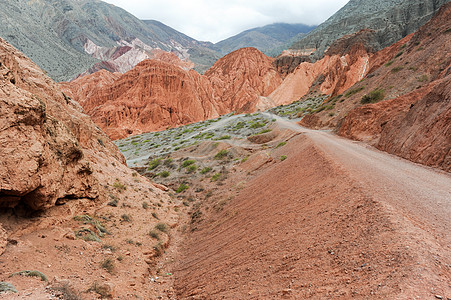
[0,37,124,210]
[273,54,311,78]
[205,47,283,112]
[66,60,222,140]
[335,3,451,172]
[269,30,379,105]
[290,0,450,59]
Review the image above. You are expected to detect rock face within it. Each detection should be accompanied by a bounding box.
[290,0,450,59]
[205,47,283,112]
[333,3,451,172]
[0,37,124,210]
[64,60,221,140]
[63,47,283,139]
[269,30,378,105]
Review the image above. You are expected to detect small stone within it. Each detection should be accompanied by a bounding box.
[435,295,443,299]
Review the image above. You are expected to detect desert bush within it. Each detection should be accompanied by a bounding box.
[155,223,168,233]
[176,183,189,193]
[181,160,195,168]
[361,89,385,104]
[200,167,212,174]
[214,150,229,160]
[9,270,48,282]
[148,158,162,170]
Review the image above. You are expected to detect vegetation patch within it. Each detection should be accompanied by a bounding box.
[275,142,287,148]
[155,223,168,233]
[181,160,196,168]
[361,89,385,104]
[280,155,287,161]
[148,158,162,170]
[101,258,115,274]
[112,179,126,192]
[214,150,229,160]
[0,282,17,293]
[9,270,48,282]
[344,86,365,97]
[176,183,189,193]
[200,167,212,174]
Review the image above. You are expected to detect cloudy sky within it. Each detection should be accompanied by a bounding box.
[103,0,349,43]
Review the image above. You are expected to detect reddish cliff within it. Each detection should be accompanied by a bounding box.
[205,47,283,112]
[336,3,451,171]
[70,60,221,140]
[269,30,380,106]
[0,37,125,210]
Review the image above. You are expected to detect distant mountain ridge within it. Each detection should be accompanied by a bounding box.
[290,0,451,58]
[212,23,316,56]
[0,0,218,81]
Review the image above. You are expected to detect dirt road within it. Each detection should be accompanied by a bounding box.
[269,113,451,247]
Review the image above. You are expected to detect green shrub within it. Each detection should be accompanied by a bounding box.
[361,89,385,104]
[344,86,365,97]
[176,183,189,193]
[241,156,249,163]
[257,129,272,135]
[112,180,126,192]
[155,223,168,233]
[158,171,170,178]
[280,155,287,161]
[214,150,229,160]
[181,160,195,168]
[275,142,286,148]
[216,135,231,140]
[417,75,428,82]
[148,158,162,170]
[186,165,198,173]
[200,167,212,174]
[211,173,221,182]
[250,122,265,129]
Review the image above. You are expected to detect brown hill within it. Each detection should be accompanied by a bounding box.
[301,2,451,172]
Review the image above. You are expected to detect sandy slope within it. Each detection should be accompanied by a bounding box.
[174,116,451,298]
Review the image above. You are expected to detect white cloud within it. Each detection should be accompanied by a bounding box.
[103,0,349,43]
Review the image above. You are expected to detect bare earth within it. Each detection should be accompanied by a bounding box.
[174,115,451,299]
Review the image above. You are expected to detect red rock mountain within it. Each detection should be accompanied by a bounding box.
[63,47,282,139]
[0,37,124,210]
[63,59,221,140]
[268,29,382,105]
[205,47,282,112]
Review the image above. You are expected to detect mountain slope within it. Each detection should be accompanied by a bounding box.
[0,0,218,81]
[299,2,451,172]
[213,23,315,56]
[290,0,450,58]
